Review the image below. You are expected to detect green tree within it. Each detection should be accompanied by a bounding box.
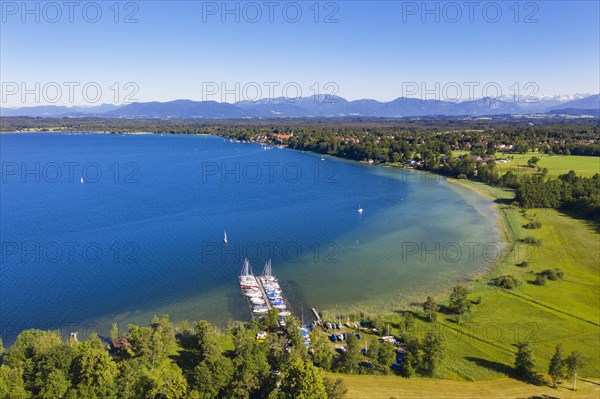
[148,363,187,399]
[150,315,176,363]
[366,337,380,366]
[3,329,70,397]
[285,317,305,350]
[548,344,565,388]
[263,309,280,331]
[193,353,233,399]
[448,285,471,315]
[566,351,584,391]
[72,335,118,396]
[402,313,415,334]
[514,342,535,381]
[401,354,416,378]
[110,323,120,342]
[195,320,220,359]
[527,156,540,168]
[0,365,30,399]
[30,343,74,398]
[422,296,438,322]
[310,333,333,371]
[322,377,347,399]
[127,316,175,368]
[421,331,445,376]
[116,359,151,399]
[403,336,421,372]
[270,353,327,399]
[229,341,270,399]
[38,369,70,399]
[337,334,361,374]
[377,343,396,373]
[4,330,62,371]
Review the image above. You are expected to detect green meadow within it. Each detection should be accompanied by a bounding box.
[324,157,599,396]
[496,153,599,178]
[404,180,598,380]
[452,151,599,178]
[335,373,599,399]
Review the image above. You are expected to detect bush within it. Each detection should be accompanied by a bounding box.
[534,274,547,285]
[457,173,467,180]
[517,261,529,267]
[520,236,542,246]
[491,275,520,289]
[539,268,564,281]
[524,221,542,229]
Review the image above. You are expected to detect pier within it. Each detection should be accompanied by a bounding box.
[311,308,322,324]
[239,259,292,320]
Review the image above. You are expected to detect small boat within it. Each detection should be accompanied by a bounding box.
[321,156,325,161]
[357,205,363,213]
[223,231,228,245]
[80,177,84,184]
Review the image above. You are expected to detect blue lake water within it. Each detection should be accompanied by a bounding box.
[0,133,501,342]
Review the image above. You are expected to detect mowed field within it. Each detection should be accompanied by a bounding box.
[496,153,599,178]
[336,373,600,399]
[353,196,600,381]
[452,151,599,178]
[331,156,599,397]
[412,181,599,380]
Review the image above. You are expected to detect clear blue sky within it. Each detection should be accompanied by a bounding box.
[1,0,599,106]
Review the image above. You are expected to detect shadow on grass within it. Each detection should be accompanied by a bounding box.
[172,332,199,378]
[465,357,514,377]
[494,197,515,206]
[580,378,600,386]
[557,209,600,234]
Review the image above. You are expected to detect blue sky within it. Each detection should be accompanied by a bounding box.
[1,0,599,106]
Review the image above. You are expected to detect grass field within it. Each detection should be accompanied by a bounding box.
[496,153,599,178]
[335,373,600,399]
[452,151,599,178]
[318,163,599,396]
[407,180,600,379]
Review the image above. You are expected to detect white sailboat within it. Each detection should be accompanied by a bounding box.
[80,177,84,184]
[357,204,363,213]
[262,259,273,278]
[239,259,258,289]
[223,231,228,245]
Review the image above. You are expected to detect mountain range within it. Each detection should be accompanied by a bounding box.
[2,94,598,119]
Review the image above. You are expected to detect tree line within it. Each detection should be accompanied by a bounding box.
[0,315,345,399]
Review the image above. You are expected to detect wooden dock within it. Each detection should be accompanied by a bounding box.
[311,308,322,324]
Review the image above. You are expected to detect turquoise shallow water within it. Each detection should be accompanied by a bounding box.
[0,133,500,342]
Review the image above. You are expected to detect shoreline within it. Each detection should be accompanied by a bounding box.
[3,130,515,317]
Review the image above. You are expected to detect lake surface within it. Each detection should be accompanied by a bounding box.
[0,133,501,342]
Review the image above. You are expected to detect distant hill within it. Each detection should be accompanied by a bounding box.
[546,108,600,117]
[102,100,253,119]
[2,94,599,119]
[546,94,600,111]
[0,104,122,117]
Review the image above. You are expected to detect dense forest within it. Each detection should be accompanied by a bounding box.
[0,311,446,399]
[0,288,586,398]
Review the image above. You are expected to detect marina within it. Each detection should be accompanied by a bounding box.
[239,258,292,325]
